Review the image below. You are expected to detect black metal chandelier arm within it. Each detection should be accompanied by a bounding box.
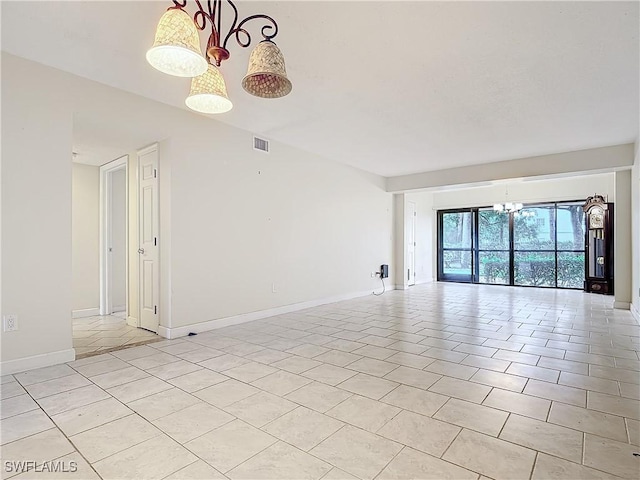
[223,13,278,50]
[169,0,188,10]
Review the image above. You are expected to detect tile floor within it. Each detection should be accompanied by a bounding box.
[73,312,159,357]
[2,282,639,479]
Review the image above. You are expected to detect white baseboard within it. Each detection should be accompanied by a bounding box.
[394,285,408,290]
[0,348,76,375]
[631,302,640,322]
[126,316,138,328]
[112,305,126,313]
[72,308,100,319]
[158,286,396,339]
[613,301,631,310]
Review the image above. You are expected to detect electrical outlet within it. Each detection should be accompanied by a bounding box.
[3,314,18,332]
[272,283,277,293]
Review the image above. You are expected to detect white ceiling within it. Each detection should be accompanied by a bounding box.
[2,1,639,175]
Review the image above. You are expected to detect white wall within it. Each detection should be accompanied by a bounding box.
[406,192,435,284]
[110,168,126,311]
[71,163,100,312]
[614,170,632,308]
[1,53,393,370]
[631,142,640,319]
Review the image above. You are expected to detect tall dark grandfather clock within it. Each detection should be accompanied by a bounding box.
[583,195,614,295]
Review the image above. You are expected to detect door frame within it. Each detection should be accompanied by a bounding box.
[407,201,417,286]
[99,155,129,316]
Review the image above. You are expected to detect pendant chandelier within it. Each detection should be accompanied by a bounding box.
[493,185,523,213]
[146,0,292,114]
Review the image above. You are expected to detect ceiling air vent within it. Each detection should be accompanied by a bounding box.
[253,136,269,153]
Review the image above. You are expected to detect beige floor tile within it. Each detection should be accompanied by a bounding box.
[310,425,402,480]
[73,358,130,377]
[377,410,460,456]
[0,382,26,399]
[388,341,429,355]
[425,360,478,380]
[429,376,491,403]
[587,391,640,420]
[383,366,441,390]
[627,418,639,446]
[583,433,640,478]
[287,344,330,358]
[524,379,587,407]
[14,364,76,386]
[385,351,435,369]
[176,347,225,363]
[521,344,566,359]
[24,374,92,399]
[224,391,297,427]
[380,384,449,417]
[337,373,398,400]
[302,364,358,386]
[36,384,110,417]
[483,388,551,421]
[90,366,149,389]
[313,350,361,367]
[506,363,559,383]
[185,419,277,473]
[326,395,400,432]
[145,360,202,380]
[499,414,583,463]
[70,414,160,462]
[493,350,540,366]
[460,354,510,372]
[152,402,234,443]
[194,379,260,408]
[0,428,74,465]
[251,370,312,396]
[321,467,358,480]
[263,406,344,451]
[434,398,508,436]
[271,356,322,374]
[470,369,527,393]
[164,460,227,480]
[284,382,352,413]
[443,428,536,480]
[346,357,398,377]
[548,402,628,442]
[323,339,366,353]
[92,434,197,480]
[110,345,158,361]
[559,371,620,395]
[223,362,277,383]
[537,357,589,375]
[532,453,620,479]
[155,341,204,356]
[51,398,132,436]
[227,441,332,480]
[128,352,182,370]
[106,376,172,403]
[0,394,39,420]
[619,381,640,400]
[128,388,200,421]
[167,368,228,393]
[377,446,478,480]
[198,354,251,372]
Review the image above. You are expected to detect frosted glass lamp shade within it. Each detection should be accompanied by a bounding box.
[185,65,233,114]
[242,41,292,98]
[146,8,207,77]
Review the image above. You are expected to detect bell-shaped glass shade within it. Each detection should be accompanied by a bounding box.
[242,41,292,98]
[185,64,233,114]
[146,8,207,77]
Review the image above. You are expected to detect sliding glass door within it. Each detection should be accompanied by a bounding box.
[437,202,585,289]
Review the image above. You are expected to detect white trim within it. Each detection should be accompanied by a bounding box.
[100,155,128,316]
[126,316,138,328]
[630,302,640,321]
[394,284,408,290]
[157,287,396,339]
[72,308,100,319]
[0,349,76,375]
[613,301,631,310]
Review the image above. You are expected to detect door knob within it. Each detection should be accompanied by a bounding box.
[138,248,145,254]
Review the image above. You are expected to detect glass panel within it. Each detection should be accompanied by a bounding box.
[514,206,555,251]
[478,252,509,285]
[442,250,472,277]
[442,212,472,249]
[588,231,606,278]
[478,209,509,250]
[557,204,585,251]
[558,252,585,288]
[514,252,555,287]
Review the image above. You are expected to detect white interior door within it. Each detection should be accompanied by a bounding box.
[138,145,159,333]
[407,201,416,286]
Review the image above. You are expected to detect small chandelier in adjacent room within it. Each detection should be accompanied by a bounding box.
[493,185,524,213]
[146,0,292,114]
